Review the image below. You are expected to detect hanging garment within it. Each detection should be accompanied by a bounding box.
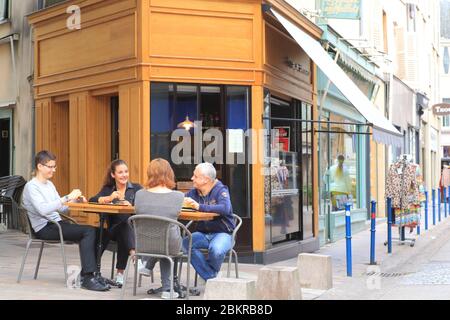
[442,166,450,188]
[386,160,420,209]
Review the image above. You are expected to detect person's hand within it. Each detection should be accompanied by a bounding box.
[79,196,88,203]
[110,191,122,200]
[184,197,200,210]
[67,189,82,201]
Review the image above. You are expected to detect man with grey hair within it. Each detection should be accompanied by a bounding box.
[183,162,235,282]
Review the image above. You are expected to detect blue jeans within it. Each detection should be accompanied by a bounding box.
[183,232,232,281]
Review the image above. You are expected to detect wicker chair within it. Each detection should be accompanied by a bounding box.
[120,215,192,299]
[17,209,78,287]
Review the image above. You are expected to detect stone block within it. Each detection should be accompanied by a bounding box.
[203,277,257,300]
[256,266,302,300]
[297,253,333,290]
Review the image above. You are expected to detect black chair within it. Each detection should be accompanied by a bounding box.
[0,175,26,230]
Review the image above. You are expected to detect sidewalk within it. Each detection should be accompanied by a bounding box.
[1,203,450,300]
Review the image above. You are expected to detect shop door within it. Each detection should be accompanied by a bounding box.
[268,97,302,243]
[0,118,10,177]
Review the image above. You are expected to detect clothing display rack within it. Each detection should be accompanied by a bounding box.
[384,155,421,248]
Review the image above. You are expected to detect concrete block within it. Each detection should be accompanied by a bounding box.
[297,253,333,290]
[256,266,302,300]
[203,278,257,300]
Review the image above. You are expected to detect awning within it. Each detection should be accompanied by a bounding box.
[270,9,403,147]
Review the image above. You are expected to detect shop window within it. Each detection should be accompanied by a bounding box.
[0,0,8,21]
[150,83,251,218]
[324,113,360,212]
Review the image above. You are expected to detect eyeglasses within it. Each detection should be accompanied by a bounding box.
[42,164,57,169]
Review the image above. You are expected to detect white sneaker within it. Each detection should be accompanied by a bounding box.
[138,259,151,276]
[161,290,179,299]
[115,273,124,286]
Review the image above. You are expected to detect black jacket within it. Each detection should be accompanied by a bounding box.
[89,182,142,227]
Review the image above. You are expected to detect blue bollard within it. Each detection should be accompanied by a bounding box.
[444,187,447,218]
[387,197,392,254]
[345,203,352,277]
[439,188,441,223]
[370,201,377,265]
[425,191,428,230]
[432,189,436,226]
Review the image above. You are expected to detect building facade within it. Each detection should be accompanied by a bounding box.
[28,0,327,263]
[0,0,36,178]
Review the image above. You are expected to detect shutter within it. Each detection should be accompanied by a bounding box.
[372,1,383,51]
[404,33,418,87]
[394,26,406,79]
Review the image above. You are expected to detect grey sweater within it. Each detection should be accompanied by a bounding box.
[134,189,184,254]
[22,178,68,233]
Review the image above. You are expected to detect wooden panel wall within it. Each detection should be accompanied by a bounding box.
[35,98,70,195]
[146,0,263,85]
[69,92,111,198]
[251,85,265,252]
[263,17,313,103]
[30,0,139,99]
[119,81,150,185]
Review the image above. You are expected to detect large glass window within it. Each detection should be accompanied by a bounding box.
[0,0,8,20]
[324,113,359,212]
[150,83,251,218]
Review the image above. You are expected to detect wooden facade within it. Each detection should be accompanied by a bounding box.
[29,0,322,259]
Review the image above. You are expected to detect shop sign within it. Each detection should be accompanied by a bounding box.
[285,57,310,76]
[432,103,450,116]
[320,0,361,20]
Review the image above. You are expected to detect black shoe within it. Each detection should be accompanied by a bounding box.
[81,275,110,292]
[95,274,112,290]
[147,286,164,295]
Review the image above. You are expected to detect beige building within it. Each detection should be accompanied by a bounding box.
[0,0,37,178]
[289,0,442,208]
[440,1,450,168]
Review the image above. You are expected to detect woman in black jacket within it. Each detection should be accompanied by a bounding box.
[90,159,142,286]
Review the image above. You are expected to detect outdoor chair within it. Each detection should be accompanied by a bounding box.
[0,175,26,230]
[179,213,242,287]
[120,215,192,300]
[17,209,78,287]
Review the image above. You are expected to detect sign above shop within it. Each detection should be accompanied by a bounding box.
[432,103,450,116]
[285,57,310,76]
[320,0,361,20]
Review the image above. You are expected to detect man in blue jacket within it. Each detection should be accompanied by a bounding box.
[183,162,235,282]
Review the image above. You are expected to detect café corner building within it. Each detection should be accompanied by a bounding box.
[28,0,400,264]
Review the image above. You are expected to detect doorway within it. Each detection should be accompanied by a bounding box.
[0,118,11,177]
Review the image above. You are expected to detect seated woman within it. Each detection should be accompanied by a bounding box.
[134,158,184,299]
[89,159,142,286]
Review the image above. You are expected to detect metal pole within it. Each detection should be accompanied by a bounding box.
[387,197,392,254]
[425,191,428,230]
[432,189,436,226]
[445,187,448,219]
[438,188,441,223]
[370,201,377,265]
[345,203,352,277]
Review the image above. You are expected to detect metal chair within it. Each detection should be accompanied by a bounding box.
[17,209,78,287]
[0,175,26,230]
[180,213,242,286]
[120,215,192,300]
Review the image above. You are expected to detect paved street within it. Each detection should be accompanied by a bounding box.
[2,205,450,300]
